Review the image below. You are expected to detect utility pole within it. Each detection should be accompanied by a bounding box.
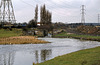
[81,5,85,25]
[0,0,16,25]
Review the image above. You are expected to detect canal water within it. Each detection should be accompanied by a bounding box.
[0,38,100,65]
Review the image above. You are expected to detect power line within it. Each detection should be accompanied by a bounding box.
[20,0,34,7]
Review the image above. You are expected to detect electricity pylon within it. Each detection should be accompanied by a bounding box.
[0,0,16,25]
[98,14,100,24]
[81,5,85,25]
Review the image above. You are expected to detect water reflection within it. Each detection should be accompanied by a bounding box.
[41,50,52,62]
[0,49,52,65]
[35,50,38,63]
[0,52,15,65]
[34,49,52,63]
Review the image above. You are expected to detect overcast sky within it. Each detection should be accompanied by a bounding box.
[2,0,100,23]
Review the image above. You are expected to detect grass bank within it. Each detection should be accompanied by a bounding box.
[0,28,22,38]
[35,46,100,65]
[0,29,49,44]
[0,36,49,45]
[53,32,100,41]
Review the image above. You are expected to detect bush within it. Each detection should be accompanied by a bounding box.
[77,25,99,34]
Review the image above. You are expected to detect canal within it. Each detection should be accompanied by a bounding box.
[0,38,100,65]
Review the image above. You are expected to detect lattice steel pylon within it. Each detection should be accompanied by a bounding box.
[0,0,16,24]
[81,5,85,24]
[98,14,100,23]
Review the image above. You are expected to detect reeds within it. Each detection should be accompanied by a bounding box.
[0,36,49,45]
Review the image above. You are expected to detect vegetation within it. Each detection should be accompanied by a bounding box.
[0,36,49,45]
[53,22,67,29]
[53,32,100,41]
[28,19,37,28]
[36,4,53,36]
[27,4,52,29]
[0,28,22,38]
[34,5,38,24]
[40,4,52,25]
[27,4,53,37]
[27,5,38,28]
[0,29,49,44]
[77,25,100,35]
[35,46,100,65]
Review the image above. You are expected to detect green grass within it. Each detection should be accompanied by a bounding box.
[0,28,22,38]
[53,32,100,40]
[35,46,100,65]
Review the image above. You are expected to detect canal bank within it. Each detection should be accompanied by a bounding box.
[0,29,49,45]
[35,46,100,65]
[53,32,100,42]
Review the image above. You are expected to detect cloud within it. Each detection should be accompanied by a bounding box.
[1,0,99,23]
[51,0,67,4]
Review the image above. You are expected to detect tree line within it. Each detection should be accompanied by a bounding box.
[27,4,52,28]
[40,5,52,25]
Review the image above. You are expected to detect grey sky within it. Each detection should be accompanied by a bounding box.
[5,0,100,23]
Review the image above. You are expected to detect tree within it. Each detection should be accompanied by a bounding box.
[27,19,37,28]
[34,5,38,23]
[40,4,52,25]
[40,5,46,25]
[27,5,39,28]
[39,4,53,36]
[47,11,52,24]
